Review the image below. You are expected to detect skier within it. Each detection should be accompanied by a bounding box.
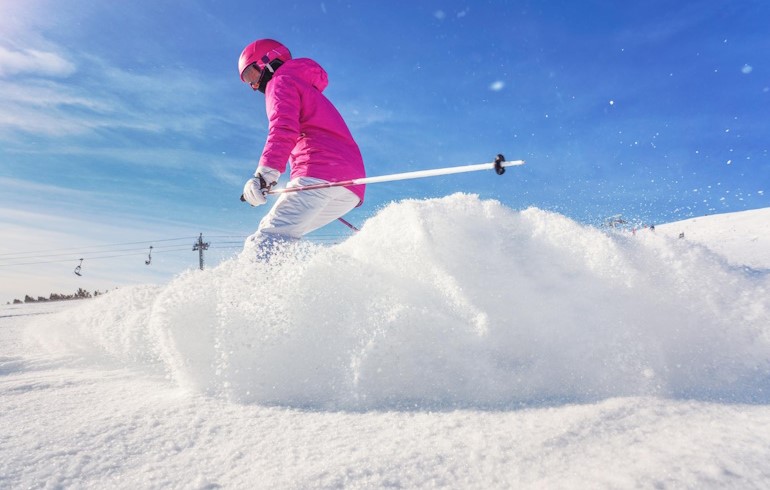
[238,39,366,255]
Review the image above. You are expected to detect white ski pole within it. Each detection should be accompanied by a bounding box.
[241,154,524,200]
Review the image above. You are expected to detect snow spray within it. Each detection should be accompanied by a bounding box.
[25,194,770,409]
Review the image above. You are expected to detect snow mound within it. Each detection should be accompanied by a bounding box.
[25,194,770,409]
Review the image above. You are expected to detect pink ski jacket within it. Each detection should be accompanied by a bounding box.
[258,58,366,204]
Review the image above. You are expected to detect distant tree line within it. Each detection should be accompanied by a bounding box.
[9,288,107,305]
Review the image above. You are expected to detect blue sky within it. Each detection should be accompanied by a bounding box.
[1,0,768,302]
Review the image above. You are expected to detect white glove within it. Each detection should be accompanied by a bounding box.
[242,166,280,207]
[242,177,267,206]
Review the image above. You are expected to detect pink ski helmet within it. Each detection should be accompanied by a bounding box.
[238,39,292,82]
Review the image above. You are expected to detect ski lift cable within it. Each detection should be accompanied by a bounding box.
[0,229,355,268]
[0,245,201,266]
[1,230,350,262]
[0,236,198,258]
[0,245,197,267]
[0,243,201,263]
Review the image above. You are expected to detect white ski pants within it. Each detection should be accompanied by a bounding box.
[246,176,359,245]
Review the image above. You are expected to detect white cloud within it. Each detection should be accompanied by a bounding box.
[0,45,76,78]
[0,79,117,136]
[0,53,241,140]
[489,80,505,91]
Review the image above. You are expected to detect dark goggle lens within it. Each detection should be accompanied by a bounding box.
[242,63,262,84]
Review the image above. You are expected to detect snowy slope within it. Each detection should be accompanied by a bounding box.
[2,194,769,489]
[656,207,770,270]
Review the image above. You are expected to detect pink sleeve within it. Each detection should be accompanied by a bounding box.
[258,76,301,174]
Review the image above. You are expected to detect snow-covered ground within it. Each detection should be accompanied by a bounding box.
[2,194,769,488]
[656,208,770,270]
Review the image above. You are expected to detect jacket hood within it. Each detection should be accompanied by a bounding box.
[275,58,328,92]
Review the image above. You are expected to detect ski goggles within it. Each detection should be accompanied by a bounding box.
[242,63,263,87]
